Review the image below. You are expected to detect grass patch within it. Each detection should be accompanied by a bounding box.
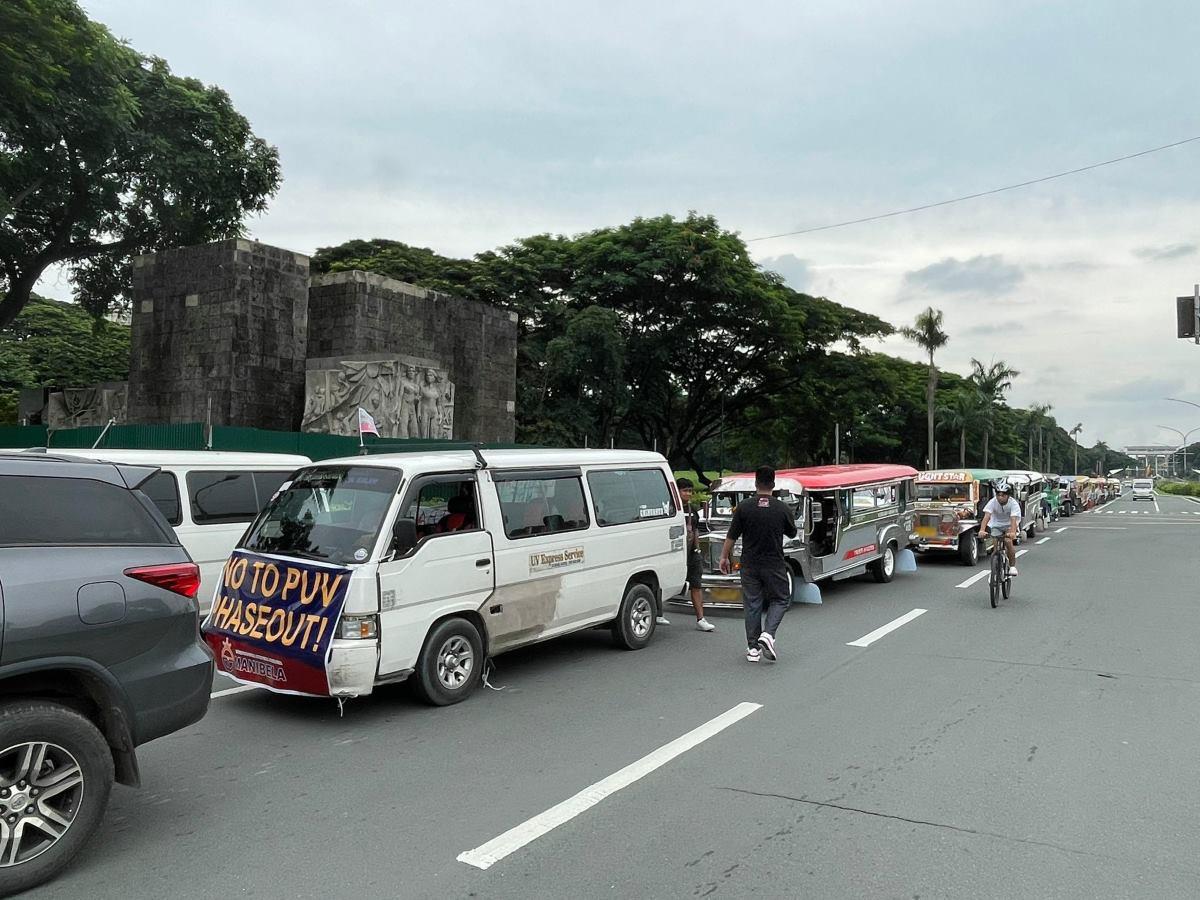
[1158,481,1200,497]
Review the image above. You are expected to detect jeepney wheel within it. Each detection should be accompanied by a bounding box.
[412,617,483,706]
[958,533,979,566]
[612,583,656,650]
[869,543,896,584]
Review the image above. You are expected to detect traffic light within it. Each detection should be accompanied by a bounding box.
[1179,293,1199,340]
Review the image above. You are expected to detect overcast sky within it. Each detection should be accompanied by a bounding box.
[48,0,1200,451]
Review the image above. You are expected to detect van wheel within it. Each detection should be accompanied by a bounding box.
[412,618,483,706]
[612,583,656,650]
[959,533,979,566]
[869,543,896,583]
[0,702,113,897]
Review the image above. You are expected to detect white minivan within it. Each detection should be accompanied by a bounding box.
[1131,478,1155,501]
[204,449,687,705]
[40,449,310,602]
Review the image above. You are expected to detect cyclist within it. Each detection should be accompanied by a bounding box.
[978,478,1022,576]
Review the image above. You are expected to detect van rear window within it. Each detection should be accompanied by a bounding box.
[241,466,401,564]
[587,468,676,527]
[0,475,171,546]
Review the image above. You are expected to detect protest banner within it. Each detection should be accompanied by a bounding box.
[202,550,352,696]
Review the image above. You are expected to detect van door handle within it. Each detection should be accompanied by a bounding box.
[475,558,491,568]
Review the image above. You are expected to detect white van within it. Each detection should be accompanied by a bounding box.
[1132,478,1155,501]
[40,449,310,602]
[203,449,687,705]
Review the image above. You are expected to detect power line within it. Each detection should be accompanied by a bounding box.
[747,134,1200,242]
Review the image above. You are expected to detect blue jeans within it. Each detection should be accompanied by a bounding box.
[741,565,792,648]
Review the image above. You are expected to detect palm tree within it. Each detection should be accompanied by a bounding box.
[939,390,986,467]
[900,307,949,469]
[970,358,1020,467]
[1070,423,1083,475]
[1036,403,1053,471]
[1027,402,1051,471]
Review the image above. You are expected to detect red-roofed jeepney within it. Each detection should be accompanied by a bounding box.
[687,464,918,608]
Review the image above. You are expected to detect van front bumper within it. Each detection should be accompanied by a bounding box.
[327,640,379,697]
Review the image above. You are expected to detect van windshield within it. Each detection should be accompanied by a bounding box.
[242,466,401,564]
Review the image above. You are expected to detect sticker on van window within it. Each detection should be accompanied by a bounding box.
[529,546,585,573]
[201,550,351,697]
[639,506,665,518]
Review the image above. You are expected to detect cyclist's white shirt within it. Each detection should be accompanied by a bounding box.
[983,497,1022,529]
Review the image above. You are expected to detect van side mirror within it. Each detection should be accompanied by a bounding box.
[392,518,418,557]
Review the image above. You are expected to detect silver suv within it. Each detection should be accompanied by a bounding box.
[0,453,213,894]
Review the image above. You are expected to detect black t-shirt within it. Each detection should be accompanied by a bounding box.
[728,495,797,568]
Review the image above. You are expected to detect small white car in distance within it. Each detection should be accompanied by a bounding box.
[1131,479,1154,501]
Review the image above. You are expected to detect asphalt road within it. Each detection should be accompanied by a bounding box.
[30,490,1200,899]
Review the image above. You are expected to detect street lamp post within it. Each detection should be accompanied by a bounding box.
[1157,425,1200,480]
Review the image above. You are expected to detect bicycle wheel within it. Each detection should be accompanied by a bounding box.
[1002,568,1011,600]
[989,550,1000,608]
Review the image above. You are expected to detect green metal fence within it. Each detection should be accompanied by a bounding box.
[0,422,532,461]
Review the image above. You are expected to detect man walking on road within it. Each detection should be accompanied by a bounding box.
[719,466,797,663]
[676,478,716,632]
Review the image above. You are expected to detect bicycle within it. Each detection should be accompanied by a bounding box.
[985,526,1013,608]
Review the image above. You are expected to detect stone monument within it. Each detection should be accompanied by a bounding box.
[127,239,309,431]
[302,354,455,439]
[45,382,129,430]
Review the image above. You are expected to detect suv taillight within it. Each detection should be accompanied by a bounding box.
[125,563,201,599]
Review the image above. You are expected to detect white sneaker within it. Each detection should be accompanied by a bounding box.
[746,647,762,663]
[696,618,715,632]
[656,616,671,626]
[758,631,778,661]
[1009,567,1019,576]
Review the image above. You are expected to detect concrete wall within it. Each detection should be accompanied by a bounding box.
[307,272,517,441]
[128,240,310,430]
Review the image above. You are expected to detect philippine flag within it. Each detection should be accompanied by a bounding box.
[357,407,379,437]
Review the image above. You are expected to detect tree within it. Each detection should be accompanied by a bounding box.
[0,0,281,329]
[969,358,1020,467]
[900,307,949,468]
[939,389,986,467]
[1025,402,1051,471]
[310,239,476,297]
[1070,423,1083,475]
[0,295,130,422]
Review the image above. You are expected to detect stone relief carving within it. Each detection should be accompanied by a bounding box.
[45,383,129,430]
[302,359,455,439]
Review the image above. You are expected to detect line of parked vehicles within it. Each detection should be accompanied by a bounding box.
[0,444,1129,892]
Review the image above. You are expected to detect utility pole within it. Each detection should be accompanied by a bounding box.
[834,422,840,466]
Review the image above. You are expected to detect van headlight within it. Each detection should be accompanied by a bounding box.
[339,615,379,640]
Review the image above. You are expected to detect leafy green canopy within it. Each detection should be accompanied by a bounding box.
[316,213,893,472]
[0,0,280,329]
[0,295,130,422]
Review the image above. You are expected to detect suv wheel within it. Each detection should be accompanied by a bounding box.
[0,702,113,896]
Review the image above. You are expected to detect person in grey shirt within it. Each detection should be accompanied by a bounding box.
[978,478,1023,575]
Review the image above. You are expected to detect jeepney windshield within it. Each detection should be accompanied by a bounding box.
[711,489,801,520]
[242,465,402,565]
[916,483,971,503]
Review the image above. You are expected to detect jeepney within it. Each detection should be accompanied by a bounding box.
[1004,469,1048,540]
[689,464,918,609]
[912,468,1005,565]
[1075,476,1094,509]
[1107,477,1122,499]
[1056,475,1081,516]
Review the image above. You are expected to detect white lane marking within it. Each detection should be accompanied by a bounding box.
[956,569,990,588]
[456,701,762,870]
[1015,548,1029,558]
[1104,510,1114,515]
[1187,497,1200,505]
[1117,510,1127,515]
[1055,527,1069,533]
[1154,496,1161,513]
[847,608,927,647]
[1059,525,1127,530]
[1094,499,1117,513]
[211,684,259,699]
[1035,537,1050,544]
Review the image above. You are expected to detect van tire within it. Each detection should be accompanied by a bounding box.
[0,702,114,897]
[869,543,896,583]
[411,618,484,706]
[612,583,656,650]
